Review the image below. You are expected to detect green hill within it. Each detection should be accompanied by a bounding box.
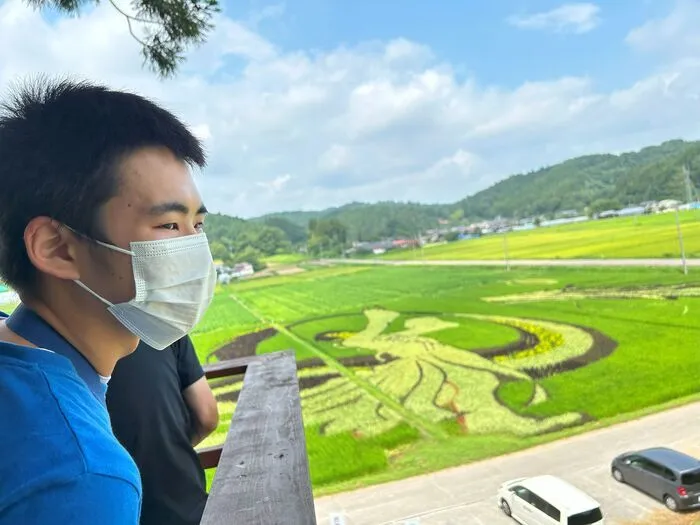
[208,139,700,261]
[254,139,700,231]
[457,139,699,219]
[257,201,454,242]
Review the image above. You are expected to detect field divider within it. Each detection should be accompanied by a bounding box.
[228,294,448,439]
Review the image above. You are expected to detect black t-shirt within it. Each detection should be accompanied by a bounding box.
[106,336,207,525]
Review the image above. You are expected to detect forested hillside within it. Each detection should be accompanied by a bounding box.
[456,139,700,219]
[259,202,454,240]
[257,140,700,227]
[207,139,700,263]
[204,214,295,268]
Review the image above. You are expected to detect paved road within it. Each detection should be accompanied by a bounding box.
[320,258,699,268]
[315,402,700,525]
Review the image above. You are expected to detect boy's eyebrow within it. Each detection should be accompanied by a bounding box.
[147,202,208,215]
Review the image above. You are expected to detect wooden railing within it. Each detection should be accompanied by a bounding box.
[197,355,259,471]
[197,351,317,525]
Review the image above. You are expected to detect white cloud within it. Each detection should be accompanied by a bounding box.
[2,1,700,217]
[257,174,292,192]
[508,3,601,34]
[626,0,700,58]
[191,124,212,142]
[248,3,286,27]
[318,144,350,172]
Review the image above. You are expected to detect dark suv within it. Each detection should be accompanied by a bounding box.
[611,447,700,512]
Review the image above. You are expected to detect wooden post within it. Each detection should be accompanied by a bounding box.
[200,351,316,525]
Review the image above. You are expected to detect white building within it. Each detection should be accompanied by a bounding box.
[217,262,255,284]
[231,263,255,278]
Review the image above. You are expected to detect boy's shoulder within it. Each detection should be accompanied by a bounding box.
[0,343,141,514]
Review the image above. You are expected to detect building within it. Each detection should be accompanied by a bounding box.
[391,239,421,249]
[655,200,681,212]
[617,206,646,217]
[597,210,619,219]
[217,262,255,284]
[231,263,255,278]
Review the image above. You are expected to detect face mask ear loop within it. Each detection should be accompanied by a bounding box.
[92,240,134,256]
[74,280,116,308]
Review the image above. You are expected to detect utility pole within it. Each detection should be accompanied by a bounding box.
[683,164,695,205]
[503,229,511,272]
[675,205,688,275]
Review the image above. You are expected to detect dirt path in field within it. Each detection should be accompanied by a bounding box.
[315,400,700,525]
[438,378,467,431]
[319,258,700,268]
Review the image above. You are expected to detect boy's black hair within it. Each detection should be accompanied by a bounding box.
[0,76,206,293]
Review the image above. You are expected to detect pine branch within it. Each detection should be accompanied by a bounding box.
[24,0,220,77]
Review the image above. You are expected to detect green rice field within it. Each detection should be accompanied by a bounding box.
[382,211,700,260]
[196,263,700,495]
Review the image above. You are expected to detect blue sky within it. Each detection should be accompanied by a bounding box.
[3,0,700,216]
[231,0,667,90]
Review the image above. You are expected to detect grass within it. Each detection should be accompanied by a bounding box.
[189,291,263,362]
[496,380,536,409]
[429,314,519,350]
[262,253,309,265]
[0,303,16,314]
[380,313,520,352]
[306,423,420,486]
[382,211,700,261]
[288,314,376,360]
[196,263,700,496]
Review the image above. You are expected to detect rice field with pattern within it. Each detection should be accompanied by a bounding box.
[198,265,700,493]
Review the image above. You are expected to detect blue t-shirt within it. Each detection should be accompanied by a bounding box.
[0,314,142,523]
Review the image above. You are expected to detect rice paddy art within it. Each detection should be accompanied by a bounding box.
[208,308,616,443]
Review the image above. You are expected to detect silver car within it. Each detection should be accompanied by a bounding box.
[611,447,700,512]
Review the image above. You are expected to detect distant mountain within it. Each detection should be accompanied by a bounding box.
[254,139,700,230]
[256,201,455,242]
[208,139,700,263]
[456,139,700,219]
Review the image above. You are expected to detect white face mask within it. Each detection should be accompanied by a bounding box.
[74,232,217,350]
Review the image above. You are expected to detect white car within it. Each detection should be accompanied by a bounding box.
[497,475,604,525]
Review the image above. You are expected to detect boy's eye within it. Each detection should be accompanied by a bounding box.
[195,222,205,232]
[159,223,179,231]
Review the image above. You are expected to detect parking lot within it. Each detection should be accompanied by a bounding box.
[315,401,700,524]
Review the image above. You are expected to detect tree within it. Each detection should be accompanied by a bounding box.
[590,198,622,216]
[263,217,307,245]
[209,241,229,261]
[449,209,464,223]
[227,246,265,272]
[27,0,219,77]
[308,218,348,256]
[453,139,698,222]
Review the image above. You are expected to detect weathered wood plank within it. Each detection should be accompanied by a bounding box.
[198,356,263,469]
[201,350,316,525]
[203,355,262,380]
[198,357,255,469]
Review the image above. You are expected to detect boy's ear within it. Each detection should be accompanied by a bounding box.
[24,217,82,281]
